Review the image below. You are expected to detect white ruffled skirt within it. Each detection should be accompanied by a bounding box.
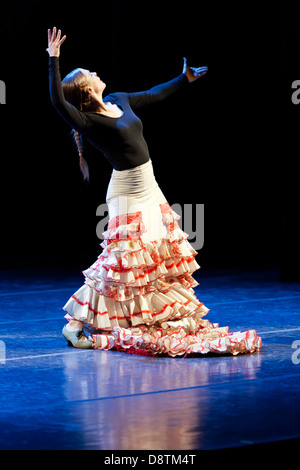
[63,159,262,357]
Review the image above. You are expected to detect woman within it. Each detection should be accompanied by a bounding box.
[48,27,261,356]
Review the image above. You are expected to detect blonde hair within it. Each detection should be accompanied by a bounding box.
[62,68,94,181]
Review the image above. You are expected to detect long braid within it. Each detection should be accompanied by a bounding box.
[71,129,89,182]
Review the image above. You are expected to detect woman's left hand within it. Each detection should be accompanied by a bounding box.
[47,27,67,57]
[182,57,208,82]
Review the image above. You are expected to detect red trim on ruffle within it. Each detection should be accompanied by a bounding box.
[99,240,147,255]
[108,211,143,229]
[100,236,192,258]
[159,202,173,215]
[115,345,156,356]
[69,292,203,322]
[86,255,197,279]
[106,212,146,240]
[159,202,180,233]
[70,295,109,316]
[82,273,198,302]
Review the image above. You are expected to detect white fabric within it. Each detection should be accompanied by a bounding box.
[106,159,168,241]
[62,159,262,357]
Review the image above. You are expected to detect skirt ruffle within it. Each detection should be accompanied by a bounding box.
[63,204,262,357]
[89,321,262,358]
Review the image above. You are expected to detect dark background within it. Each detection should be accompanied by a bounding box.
[0,0,298,279]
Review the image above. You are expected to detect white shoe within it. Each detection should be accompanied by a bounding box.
[62,325,94,349]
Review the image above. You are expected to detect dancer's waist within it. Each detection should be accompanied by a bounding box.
[107,159,157,199]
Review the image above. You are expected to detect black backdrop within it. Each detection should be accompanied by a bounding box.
[0,1,298,279]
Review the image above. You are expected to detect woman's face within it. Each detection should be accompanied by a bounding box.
[81,69,106,95]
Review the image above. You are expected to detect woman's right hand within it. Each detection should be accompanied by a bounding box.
[47,27,66,57]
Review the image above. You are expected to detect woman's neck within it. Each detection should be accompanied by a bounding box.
[95,100,123,118]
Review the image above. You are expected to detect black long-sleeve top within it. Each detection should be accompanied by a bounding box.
[49,57,189,170]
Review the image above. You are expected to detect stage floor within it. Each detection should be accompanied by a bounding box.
[0,267,300,450]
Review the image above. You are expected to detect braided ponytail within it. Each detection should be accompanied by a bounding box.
[62,68,94,182]
[71,129,89,181]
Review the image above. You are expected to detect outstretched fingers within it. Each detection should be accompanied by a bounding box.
[195,66,208,77]
[58,33,67,46]
[51,26,57,43]
[47,27,66,57]
[56,28,67,45]
[47,28,51,46]
[196,66,208,72]
[48,26,66,46]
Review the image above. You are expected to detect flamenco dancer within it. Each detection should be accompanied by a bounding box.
[48,27,261,356]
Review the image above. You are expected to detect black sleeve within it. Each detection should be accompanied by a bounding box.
[128,73,189,109]
[49,56,91,132]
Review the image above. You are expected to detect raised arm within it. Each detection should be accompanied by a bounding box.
[47,27,89,131]
[128,58,207,109]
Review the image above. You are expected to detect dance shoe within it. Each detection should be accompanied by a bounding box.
[62,324,94,349]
